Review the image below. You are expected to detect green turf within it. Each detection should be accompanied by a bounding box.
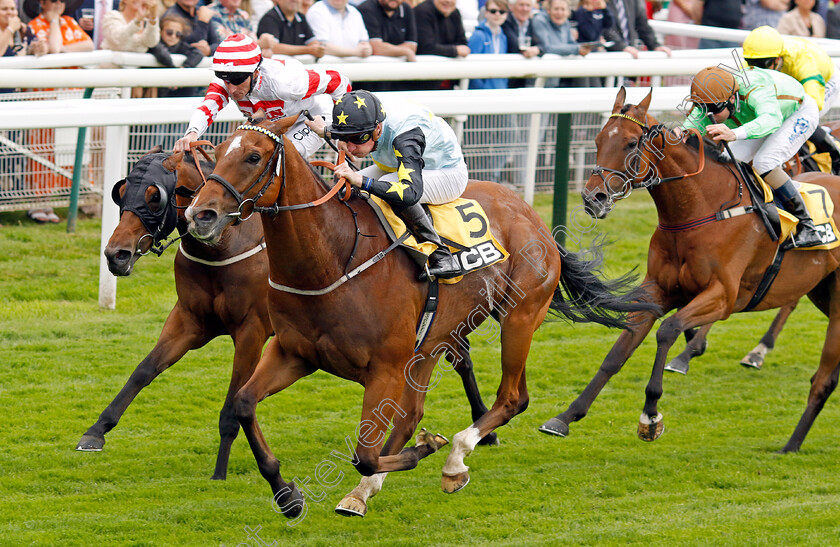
[1,194,839,546]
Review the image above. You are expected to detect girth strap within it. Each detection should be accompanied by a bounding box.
[415,279,439,351]
[743,245,787,312]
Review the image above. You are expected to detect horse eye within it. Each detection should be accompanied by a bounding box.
[247,153,261,164]
[147,188,162,211]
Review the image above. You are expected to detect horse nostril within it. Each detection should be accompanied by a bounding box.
[593,192,608,204]
[195,209,218,225]
[113,249,132,264]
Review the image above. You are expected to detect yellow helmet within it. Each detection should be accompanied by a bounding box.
[743,26,784,59]
[691,67,739,106]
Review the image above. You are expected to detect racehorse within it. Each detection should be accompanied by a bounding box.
[184,115,654,518]
[76,146,502,487]
[540,87,840,453]
[76,148,273,480]
[662,122,840,374]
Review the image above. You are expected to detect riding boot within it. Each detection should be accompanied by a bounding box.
[780,192,824,248]
[810,125,840,175]
[396,203,462,280]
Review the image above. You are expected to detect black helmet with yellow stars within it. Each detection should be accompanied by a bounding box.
[328,90,386,143]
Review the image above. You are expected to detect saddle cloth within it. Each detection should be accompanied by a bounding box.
[366,195,509,284]
[753,170,840,250]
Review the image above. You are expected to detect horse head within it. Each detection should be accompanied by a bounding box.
[104,147,211,276]
[187,115,299,245]
[583,87,654,219]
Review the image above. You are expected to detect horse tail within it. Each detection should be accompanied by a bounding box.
[549,235,659,329]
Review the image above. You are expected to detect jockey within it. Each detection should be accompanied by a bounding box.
[305,89,465,280]
[682,66,823,248]
[173,34,351,158]
[743,25,840,174]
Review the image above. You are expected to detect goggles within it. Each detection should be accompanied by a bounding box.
[337,132,374,145]
[697,102,729,115]
[216,71,252,86]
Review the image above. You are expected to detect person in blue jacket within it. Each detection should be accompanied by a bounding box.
[468,0,508,90]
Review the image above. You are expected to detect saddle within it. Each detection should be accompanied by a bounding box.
[746,165,840,251]
[365,196,509,285]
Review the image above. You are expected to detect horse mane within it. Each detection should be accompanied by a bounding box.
[683,132,733,165]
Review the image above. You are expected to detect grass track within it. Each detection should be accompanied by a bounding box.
[2,194,840,546]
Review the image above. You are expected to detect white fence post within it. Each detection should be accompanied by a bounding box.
[98,125,127,310]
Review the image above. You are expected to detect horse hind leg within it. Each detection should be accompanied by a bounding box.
[447,341,498,446]
[664,323,712,375]
[442,311,538,494]
[740,301,798,370]
[780,281,840,453]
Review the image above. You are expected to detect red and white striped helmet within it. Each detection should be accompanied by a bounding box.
[212,34,262,73]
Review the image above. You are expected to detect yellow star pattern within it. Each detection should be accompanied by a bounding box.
[354,96,367,109]
[386,180,411,200]
[397,161,414,183]
[335,97,343,105]
[394,148,402,158]
[336,111,348,125]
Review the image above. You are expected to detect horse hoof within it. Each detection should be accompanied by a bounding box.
[637,413,664,442]
[441,471,470,494]
[335,494,367,517]
[664,357,689,375]
[739,353,763,369]
[275,484,305,519]
[76,435,104,452]
[538,417,569,437]
[416,428,449,451]
[477,432,499,446]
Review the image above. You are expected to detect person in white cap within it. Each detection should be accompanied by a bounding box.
[173,33,352,158]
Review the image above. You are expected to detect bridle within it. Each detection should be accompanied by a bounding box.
[199,124,351,222]
[589,113,705,207]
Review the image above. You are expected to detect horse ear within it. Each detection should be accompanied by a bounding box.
[637,88,653,115]
[268,112,301,136]
[162,152,181,172]
[612,86,627,113]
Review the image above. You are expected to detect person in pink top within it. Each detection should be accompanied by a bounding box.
[173,33,351,158]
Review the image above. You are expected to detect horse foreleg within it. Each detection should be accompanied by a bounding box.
[233,339,315,519]
[539,309,659,437]
[664,323,713,375]
[640,288,729,442]
[740,301,799,370]
[447,341,498,446]
[780,280,840,452]
[77,306,207,452]
[212,324,269,480]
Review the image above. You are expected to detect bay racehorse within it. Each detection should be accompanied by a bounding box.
[76,148,272,480]
[662,121,840,374]
[540,87,840,453]
[185,115,654,518]
[77,146,501,487]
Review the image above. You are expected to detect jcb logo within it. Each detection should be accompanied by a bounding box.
[456,241,504,271]
[815,222,837,244]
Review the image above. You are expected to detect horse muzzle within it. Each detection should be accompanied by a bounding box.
[186,205,226,246]
[581,189,611,219]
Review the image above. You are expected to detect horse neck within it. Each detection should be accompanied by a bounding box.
[646,140,743,226]
[261,145,359,287]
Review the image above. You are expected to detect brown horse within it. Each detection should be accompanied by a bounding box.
[543,88,840,452]
[185,115,653,518]
[77,147,502,486]
[540,87,840,453]
[76,149,272,480]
